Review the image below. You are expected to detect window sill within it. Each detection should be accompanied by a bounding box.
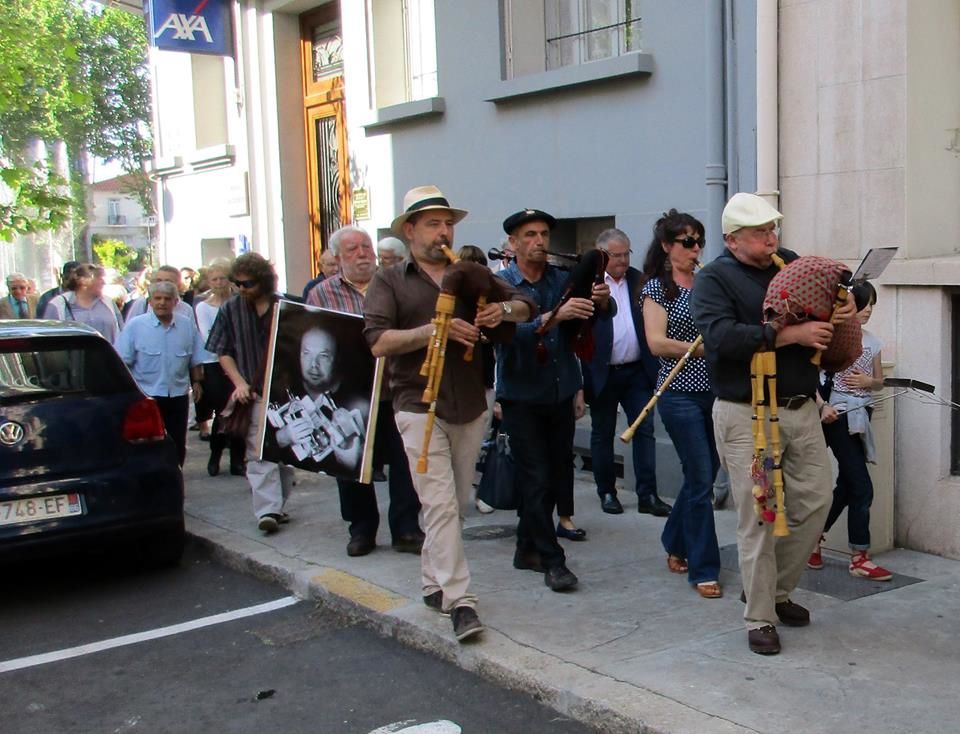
[190,144,236,172]
[486,52,653,103]
[362,97,445,133]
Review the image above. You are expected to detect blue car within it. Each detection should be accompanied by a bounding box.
[0,321,184,566]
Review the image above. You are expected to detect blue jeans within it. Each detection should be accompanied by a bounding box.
[589,363,658,502]
[822,414,873,550]
[658,391,721,584]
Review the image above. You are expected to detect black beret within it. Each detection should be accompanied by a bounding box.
[502,208,557,235]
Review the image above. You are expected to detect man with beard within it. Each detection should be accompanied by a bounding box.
[495,209,611,592]
[364,186,535,643]
[306,226,424,558]
[206,252,295,535]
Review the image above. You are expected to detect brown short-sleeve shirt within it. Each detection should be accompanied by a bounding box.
[364,258,535,424]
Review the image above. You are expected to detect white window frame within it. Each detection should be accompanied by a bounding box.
[504,0,641,79]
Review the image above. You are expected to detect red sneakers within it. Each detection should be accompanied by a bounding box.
[849,552,893,581]
[807,536,825,570]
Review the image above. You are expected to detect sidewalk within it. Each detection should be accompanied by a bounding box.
[181,433,960,734]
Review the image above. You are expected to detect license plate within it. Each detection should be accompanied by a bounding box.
[0,493,83,527]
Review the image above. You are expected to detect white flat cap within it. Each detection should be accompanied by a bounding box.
[721,193,783,235]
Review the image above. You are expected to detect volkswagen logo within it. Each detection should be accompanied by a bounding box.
[0,421,24,446]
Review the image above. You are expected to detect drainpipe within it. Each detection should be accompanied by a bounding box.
[756,0,779,208]
[704,0,728,263]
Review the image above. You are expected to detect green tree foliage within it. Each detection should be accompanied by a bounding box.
[92,237,138,272]
[0,0,152,240]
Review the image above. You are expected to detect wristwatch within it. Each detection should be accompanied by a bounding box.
[500,301,513,317]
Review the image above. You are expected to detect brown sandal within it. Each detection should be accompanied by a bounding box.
[667,555,688,574]
[696,581,723,599]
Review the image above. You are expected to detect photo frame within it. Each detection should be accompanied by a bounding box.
[258,299,383,483]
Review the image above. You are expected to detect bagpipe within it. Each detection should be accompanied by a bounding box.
[533,248,609,363]
[751,253,862,535]
[417,246,515,473]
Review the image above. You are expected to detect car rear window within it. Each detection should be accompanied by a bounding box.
[0,335,136,401]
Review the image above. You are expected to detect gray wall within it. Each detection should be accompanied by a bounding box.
[376,0,756,257]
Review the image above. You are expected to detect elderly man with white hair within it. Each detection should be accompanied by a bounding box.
[376,236,407,269]
[116,280,207,467]
[0,273,38,319]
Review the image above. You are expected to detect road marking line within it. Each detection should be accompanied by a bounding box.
[0,595,299,674]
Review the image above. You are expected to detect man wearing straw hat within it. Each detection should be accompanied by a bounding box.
[691,192,856,655]
[363,185,535,643]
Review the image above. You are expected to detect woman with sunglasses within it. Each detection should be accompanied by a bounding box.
[640,209,722,599]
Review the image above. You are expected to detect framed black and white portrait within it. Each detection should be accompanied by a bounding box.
[258,299,383,483]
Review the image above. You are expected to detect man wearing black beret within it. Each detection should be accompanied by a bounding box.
[494,208,612,592]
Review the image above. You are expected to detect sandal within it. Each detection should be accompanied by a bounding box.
[666,555,688,574]
[695,581,723,599]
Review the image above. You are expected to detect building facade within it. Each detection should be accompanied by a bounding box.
[148,0,960,558]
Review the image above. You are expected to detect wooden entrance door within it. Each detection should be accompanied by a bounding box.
[301,5,350,277]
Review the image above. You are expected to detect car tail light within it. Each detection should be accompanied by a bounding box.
[122,398,167,443]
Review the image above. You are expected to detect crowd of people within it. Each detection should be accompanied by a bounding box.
[1,188,890,655]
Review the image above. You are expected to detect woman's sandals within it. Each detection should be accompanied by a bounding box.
[666,555,688,574]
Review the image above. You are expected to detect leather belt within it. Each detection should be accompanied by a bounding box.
[777,395,811,410]
[609,361,640,370]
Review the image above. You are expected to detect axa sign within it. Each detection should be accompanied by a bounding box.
[145,0,233,57]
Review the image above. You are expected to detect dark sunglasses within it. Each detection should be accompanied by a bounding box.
[231,278,258,288]
[673,236,703,249]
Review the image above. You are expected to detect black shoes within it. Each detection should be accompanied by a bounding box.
[637,497,672,517]
[555,522,586,541]
[392,532,425,554]
[773,599,810,627]
[513,549,545,573]
[372,468,388,482]
[207,453,221,477]
[346,535,375,557]
[451,606,484,642]
[600,493,624,514]
[423,590,449,616]
[229,461,246,477]
[257,514,282,535]
[739,591,811,627]
[545,565,578,591]
[748,625,781,655]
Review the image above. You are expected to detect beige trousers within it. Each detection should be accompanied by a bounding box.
[713,399,832,629]
[395,410,488,611]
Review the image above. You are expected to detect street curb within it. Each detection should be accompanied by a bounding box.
[186,517,757,734]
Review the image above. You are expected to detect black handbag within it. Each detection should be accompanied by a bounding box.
[476,433,518,511]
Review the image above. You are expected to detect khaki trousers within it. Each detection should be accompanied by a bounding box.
[246,399,295,519]
[395,410,488,611]
[713,399,832,629]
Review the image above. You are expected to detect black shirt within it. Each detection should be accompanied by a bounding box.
[691,248,819,402]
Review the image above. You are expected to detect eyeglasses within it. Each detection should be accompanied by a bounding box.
[231,278,258,289]
[673,236,703,249]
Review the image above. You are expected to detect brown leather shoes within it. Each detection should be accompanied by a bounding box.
[748,625,781,655]
[774,599,810,627]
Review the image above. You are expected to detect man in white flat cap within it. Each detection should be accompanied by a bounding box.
[363,185,537,643]
[691,192,855,656]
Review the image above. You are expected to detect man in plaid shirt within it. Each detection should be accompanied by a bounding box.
[307,226,424,557]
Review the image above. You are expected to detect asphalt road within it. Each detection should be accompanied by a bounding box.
[1,543,595,734]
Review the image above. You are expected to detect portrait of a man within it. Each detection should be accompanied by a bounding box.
[259,300,381,482]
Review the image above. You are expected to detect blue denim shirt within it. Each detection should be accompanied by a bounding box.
[495,262,585,404]
[116,311,206,397]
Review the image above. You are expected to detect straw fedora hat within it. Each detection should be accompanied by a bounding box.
[390,185,468,237]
